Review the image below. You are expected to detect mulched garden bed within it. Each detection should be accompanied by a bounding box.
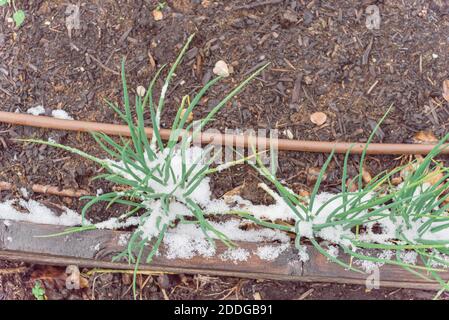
[1,0,449,300]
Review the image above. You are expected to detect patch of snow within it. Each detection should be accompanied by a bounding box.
[0,199,87,227]
[118,233,131,246]
[326,245,339,258]
[220,248,250,264]
[297,245,309,262]
[297,221,313,239]
[255,243,289,261]
[400,251,418,265]
[19,187,29,198]
[163,224,215,259]
[95,216,139,230]
[354,250,394,272]
[51,109,73,120]
[27,105,45,116]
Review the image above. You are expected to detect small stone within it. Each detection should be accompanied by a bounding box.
[213,60,229,77]
[136,85,146,97]
[284,129,294,140]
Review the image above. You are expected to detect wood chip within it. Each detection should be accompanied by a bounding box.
[310,112,327,126]
[443,79,449,102]
[253,292,262,300]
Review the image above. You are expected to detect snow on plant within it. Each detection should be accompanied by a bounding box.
[17,36,449,296]
[21,34,268,296]
[239,114,449,293]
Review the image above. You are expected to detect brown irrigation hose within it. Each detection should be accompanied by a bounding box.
[0,111,446,155]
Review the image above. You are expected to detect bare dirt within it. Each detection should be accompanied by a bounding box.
[1,0,449,300]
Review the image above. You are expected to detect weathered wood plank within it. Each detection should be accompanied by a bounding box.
[1,219,448,290]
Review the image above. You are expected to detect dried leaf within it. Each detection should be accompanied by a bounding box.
[298,189,310,198]
[223,184,244,204]
[425,169,444,186]
[180,108,193,123]
[391,176,402,186]
[413,131,438,144]
[310,112,327,126]
[362,167,372,184]
[346,178,357,192]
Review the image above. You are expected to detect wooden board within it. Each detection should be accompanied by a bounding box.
[1,219,448,290]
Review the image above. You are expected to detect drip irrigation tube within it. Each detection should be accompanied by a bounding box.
[0,111,446,155]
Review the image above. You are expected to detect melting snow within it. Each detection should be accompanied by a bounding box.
[0,199,86,226]
[51,109,73,120]
[255,243,290,261]
[220,248,250,264]
[26,105,45,116]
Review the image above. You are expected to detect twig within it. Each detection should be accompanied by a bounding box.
[86,53,120,76]
[0,181,90,198]
[233,0,283,10]
[0,266,28,275]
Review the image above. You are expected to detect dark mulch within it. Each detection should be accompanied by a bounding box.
[1,0,449,300]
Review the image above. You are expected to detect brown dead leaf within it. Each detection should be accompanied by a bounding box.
[310,112,327,126]
[346,178,358,192]
[362,167,372,184]
[443,79,449,102]
[180,108,193,123]
[223,184,244,204]
[391,176,403,186]
[425,169,444,186]
[298,189,310,198]
[413,131,438,144]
